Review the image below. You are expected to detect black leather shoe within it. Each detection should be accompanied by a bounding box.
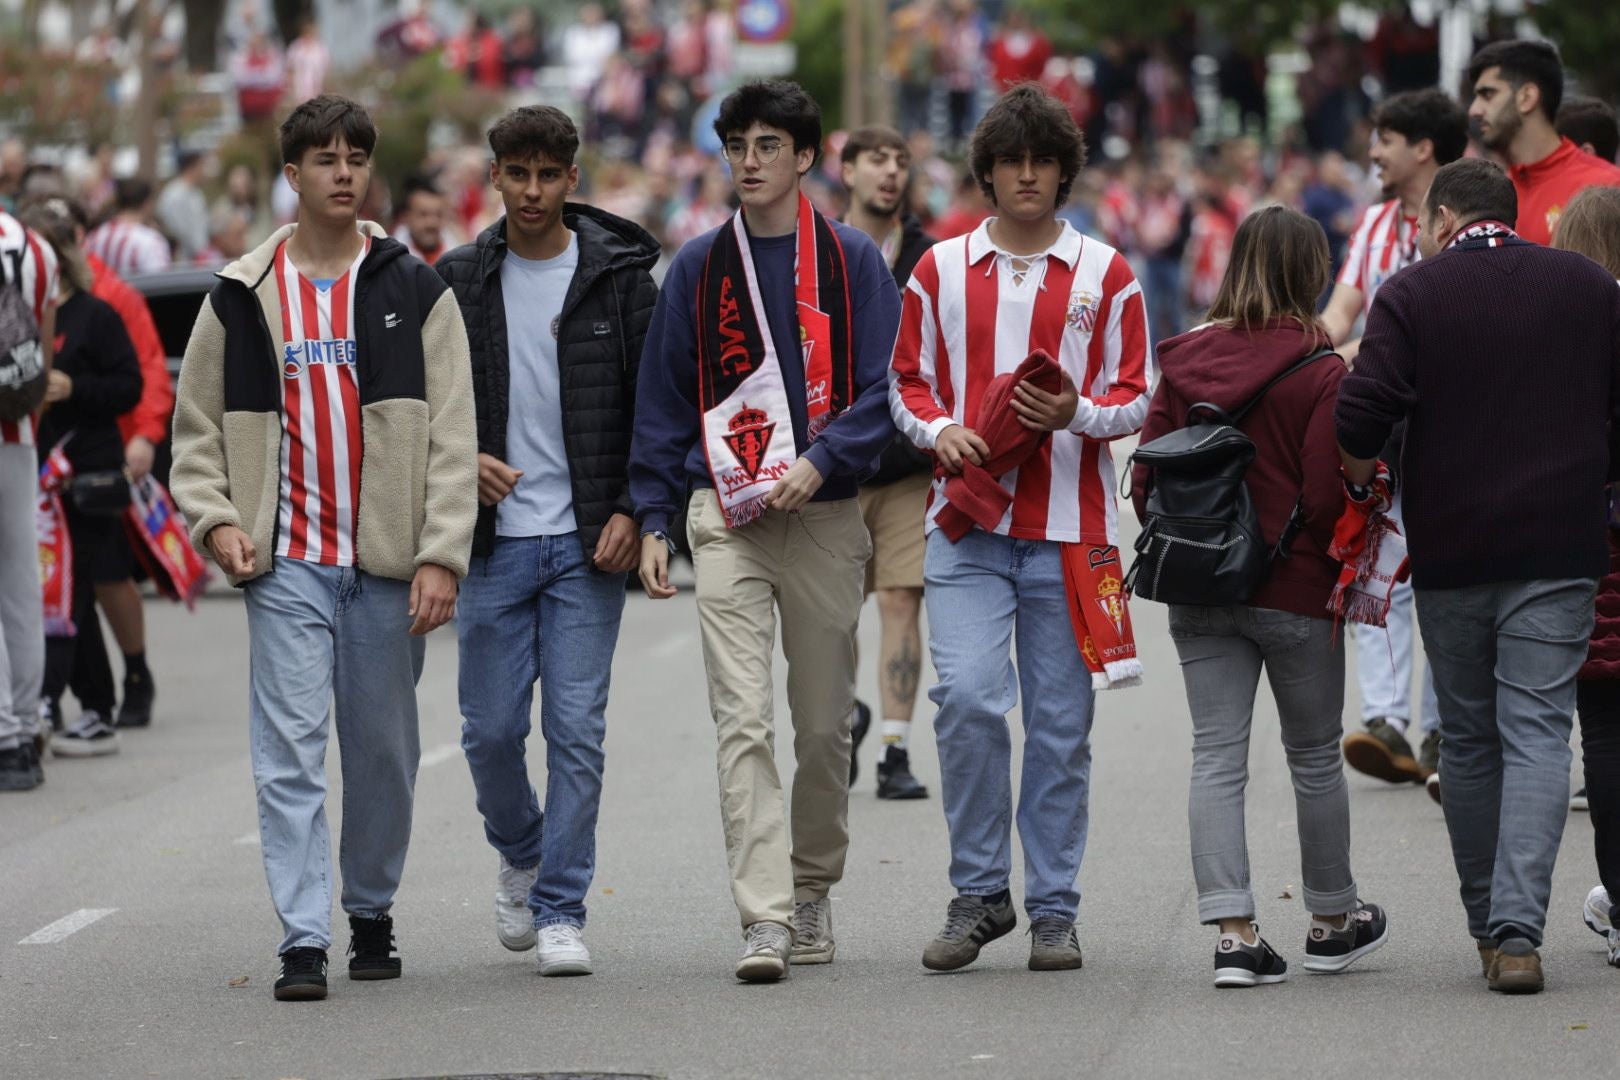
[848,700,872,785]
[876,748,929,800]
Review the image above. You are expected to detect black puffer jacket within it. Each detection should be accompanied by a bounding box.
[437,205,659,561]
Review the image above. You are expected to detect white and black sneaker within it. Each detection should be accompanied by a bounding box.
[1303,900,1389,973]
[1214,924,1288,988]
[51,711,120,757]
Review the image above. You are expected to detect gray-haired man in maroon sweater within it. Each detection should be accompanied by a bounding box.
[1337,157,1620,995]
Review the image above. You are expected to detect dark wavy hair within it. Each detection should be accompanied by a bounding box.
[1371,88,1469,166]
[279,95,378,167]
[969,84,1087,209]
[713,80,823,167]
[487,105,580,165]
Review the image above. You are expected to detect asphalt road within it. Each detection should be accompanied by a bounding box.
[5,522,1619,1080]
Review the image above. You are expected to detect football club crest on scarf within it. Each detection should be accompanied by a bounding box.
[1067,289,1098,333]
[723,404,775,482]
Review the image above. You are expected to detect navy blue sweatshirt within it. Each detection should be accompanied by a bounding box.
[629,218,902,536]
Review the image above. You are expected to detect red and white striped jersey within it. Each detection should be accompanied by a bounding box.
[889,220,1152,544]
[1337,199,1419,322]
[0,210,59,446]
[271,238,368,566]
[83,219,171,278]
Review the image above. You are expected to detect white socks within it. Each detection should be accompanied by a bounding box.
[880,719,910,749]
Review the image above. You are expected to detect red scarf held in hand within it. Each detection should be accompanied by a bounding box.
[1326,463,1409,629]
[37,442,74,637]
[936,349,1141,690]
[125,475,210,607]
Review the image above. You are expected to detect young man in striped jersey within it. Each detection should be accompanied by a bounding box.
[1321,89,1466,797]
[890,85,1151,973]
[82,178,171,278]
[0,208,57,791]
[171,95,477,1001]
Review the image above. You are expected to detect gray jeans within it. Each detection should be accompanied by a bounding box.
[0,443,44,749]
[1416,578,1597,947]
[1169,605,1357,923]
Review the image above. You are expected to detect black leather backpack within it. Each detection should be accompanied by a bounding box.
[1125,348,1336,606]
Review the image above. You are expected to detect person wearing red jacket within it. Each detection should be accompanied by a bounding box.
[1468,39,1620,246]
[67,197,173,729]
[1133,206,1389,988]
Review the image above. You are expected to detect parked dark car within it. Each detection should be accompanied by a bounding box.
[125,265,219,487]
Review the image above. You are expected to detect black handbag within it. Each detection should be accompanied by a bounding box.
[1125,348,1335,606]
[69,469,132,517]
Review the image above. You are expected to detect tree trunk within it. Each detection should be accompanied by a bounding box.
[134,0,160,181]
[272,0,314,45]
[182,0,225,71]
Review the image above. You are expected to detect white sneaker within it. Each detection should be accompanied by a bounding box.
[1584,885,1614,936]
[495,858,538,952]
[536,923,592,976]
[51,711,119,757]
[735,921,791,982]
[790,896,834,964]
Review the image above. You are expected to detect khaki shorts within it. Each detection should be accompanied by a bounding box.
[858,470,932,594]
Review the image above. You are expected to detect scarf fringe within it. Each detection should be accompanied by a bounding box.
[1093,657,1143,691]
[726,492,770,528]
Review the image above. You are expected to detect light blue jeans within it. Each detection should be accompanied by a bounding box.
[1416,578,1597,946]
[457,534,626,929]
[244,558,426,954]
[924,529,1095,923]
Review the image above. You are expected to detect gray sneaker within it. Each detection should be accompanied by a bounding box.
[1028,917,1084,971]
[735,922,791,983]
[790,896,834,964]
[922,894,1017,971]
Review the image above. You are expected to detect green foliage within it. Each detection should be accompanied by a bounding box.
[0,42,122,147]
[790,0,846,131]
[1532,1,1620,102]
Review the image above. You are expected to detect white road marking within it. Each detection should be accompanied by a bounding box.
[419,742,461,769]
[18,908,118,945]
[651,632,693,660]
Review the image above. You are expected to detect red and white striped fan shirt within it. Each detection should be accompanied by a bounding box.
[1337,198,1419,322]
[83,219,171,278]
[272,238,368,566]
[0,210,60,446]
[889,220,1152,545]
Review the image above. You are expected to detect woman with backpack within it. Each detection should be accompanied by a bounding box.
[1131,205,1389,988]
[1550,185,1620,968]
[20,199,141,759]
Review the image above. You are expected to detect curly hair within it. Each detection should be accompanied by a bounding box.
[487,106,580,165]
[968,84,1087,209]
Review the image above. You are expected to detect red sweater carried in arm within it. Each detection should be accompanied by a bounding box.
[89,253,173,446]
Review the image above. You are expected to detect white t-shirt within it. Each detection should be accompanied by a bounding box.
[497,234,578,537]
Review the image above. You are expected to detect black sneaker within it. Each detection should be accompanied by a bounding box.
[0,745,39,792]
[1572,786,1589,812]
[848,700,872,785]
[347,914,402,980]
[876,747,929,800]
[115,672,155,729]
[1214,924,1288,988]
[274,946,328,1001]
[51,711,120,757]
[1303,900,1389,973]
[922,893,1017,971]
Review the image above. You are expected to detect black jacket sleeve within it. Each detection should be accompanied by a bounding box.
[614,266,660,519]
[72,298,144,421]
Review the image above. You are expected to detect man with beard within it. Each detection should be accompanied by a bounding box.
[840,125,935,800]
[1467,40,1620,246]
[1321,88,1466,798]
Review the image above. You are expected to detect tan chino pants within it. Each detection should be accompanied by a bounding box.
[686,489,871,929]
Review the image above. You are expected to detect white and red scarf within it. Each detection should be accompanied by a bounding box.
[1447,220,1520,250]
[696,193,853,528]
[36,441,74,637]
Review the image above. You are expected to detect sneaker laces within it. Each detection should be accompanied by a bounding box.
[539,924,581,949]
[281,947,325,975]
[1029,918,1074,948]
[64,711,110,737]
[349,916,395,957]
[940,896,989,942]
[744,922,787,954]
[792,900,825,943]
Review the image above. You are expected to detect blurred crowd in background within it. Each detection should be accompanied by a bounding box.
[1,0,1614,343]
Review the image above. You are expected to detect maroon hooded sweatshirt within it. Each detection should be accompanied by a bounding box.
[1131,320,1346,620]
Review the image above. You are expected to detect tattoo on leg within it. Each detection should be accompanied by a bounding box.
[885,638,921,714]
